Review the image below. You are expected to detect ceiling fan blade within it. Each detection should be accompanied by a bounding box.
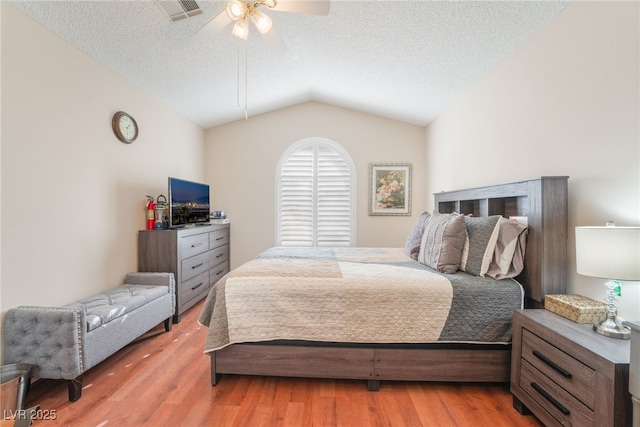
[273,0,330,16]
[198,9,233,35]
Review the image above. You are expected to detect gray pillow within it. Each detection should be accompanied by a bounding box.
[418,212,466,274]
[460,215,502,276]
[404,211,430,260]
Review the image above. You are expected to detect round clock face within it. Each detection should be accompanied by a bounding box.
[112,111,138,143]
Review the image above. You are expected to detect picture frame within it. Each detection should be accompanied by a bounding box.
[369,163,412,216]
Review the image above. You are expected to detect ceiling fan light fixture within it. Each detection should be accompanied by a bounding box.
[250,8,272,34]
[260,0,277,9]
[226,0,248,21]
[231,17,249,39]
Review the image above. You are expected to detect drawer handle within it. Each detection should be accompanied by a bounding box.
[191,242,203,248]
[216,253,224,258]
[191,282,204,291]
[216,270,225,275]
[216,236,225,241]
[532,350,572,378]
[531,382,570,416]
[192,262,204,269]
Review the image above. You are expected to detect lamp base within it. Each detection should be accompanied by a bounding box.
[593,316,631,339]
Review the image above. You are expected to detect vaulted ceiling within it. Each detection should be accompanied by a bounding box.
[10,1,570,128]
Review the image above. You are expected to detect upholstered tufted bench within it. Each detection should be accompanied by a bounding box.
[2,272,175,401]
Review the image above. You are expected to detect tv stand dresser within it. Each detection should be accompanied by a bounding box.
[138,224,230,322]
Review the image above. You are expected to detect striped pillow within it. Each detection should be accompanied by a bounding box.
[418,213,466,273]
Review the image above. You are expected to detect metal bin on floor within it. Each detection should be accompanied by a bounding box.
[1,364,31,417]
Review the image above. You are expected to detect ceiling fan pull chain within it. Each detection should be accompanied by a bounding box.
[236,38,241,109]
[244,38,249,120]
[235,38,248,120]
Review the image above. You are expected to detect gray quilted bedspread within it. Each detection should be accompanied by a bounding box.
[198,247,523,353]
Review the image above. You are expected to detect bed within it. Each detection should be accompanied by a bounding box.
[198,176,568,389]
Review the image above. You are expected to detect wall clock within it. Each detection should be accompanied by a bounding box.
[112,111,138,144]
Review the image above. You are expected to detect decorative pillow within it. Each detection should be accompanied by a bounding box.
[486,217,528,280]
[460,215,502,276]
[418,212,466,274]
[404,211,431,260]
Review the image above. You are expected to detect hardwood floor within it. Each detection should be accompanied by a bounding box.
[22,300,543,427]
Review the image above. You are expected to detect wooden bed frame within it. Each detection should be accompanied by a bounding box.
[209,176,568,389]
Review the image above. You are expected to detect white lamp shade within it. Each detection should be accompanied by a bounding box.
[575,226,640,280]
[231,18,249,39]
[250,9,272,34]
[226,0,248,20]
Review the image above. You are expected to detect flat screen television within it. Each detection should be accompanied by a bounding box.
[168,177,210,228]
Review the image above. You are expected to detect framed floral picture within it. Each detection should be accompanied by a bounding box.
[369,163,412,216]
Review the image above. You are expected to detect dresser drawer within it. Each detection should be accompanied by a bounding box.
[181,251,212,282]
[211,244,229,266]
[210,262,229,285]
[181,271,210,305]
[520,359,594,427]
[522,328,595,408]
[210,229,229,249]
[180,233,209,259]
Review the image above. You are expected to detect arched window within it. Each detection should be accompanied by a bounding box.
[276,138,356,246]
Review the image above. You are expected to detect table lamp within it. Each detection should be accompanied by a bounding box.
[575,224,640,339]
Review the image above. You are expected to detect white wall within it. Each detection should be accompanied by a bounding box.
[204,101,426,268]
[0,3,206,341]
[425,1,640,320]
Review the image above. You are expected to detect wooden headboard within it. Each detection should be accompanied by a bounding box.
[434,176,569,308]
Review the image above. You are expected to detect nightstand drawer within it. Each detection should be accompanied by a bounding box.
[522,328,595,408]
[520,359,594,427]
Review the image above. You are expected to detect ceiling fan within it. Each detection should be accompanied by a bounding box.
[200,0,330,41]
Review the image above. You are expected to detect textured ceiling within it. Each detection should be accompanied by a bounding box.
[10,0,570,128]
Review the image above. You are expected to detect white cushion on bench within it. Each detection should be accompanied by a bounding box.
[67,285,168,332]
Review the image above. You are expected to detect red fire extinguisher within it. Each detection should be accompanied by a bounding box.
[146,195,156,231]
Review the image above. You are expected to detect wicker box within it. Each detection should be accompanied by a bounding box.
[544,294,608,324]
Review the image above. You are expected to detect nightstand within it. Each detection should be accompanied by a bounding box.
[511,309,632,427]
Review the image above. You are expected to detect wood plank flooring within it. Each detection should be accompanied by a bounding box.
[22,300,543,426]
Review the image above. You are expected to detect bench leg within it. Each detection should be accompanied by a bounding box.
[367,379,380,391]
[68,376,83,401]
[164,317,172,332]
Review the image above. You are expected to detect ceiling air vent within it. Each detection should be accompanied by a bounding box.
[156,0,203,22]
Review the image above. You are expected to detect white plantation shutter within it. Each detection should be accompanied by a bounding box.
[279,146,314,245]
[277,138,355,247]
[317,146,352,246]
